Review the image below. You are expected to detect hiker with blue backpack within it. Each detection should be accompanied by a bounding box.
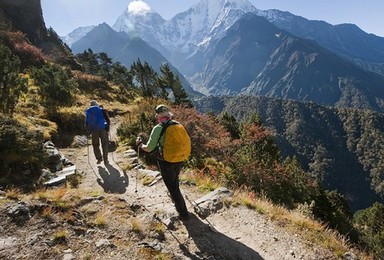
[85,100,109,165]
[136,104,191,221]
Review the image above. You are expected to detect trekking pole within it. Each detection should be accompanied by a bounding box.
[185,195,217,232]
[135,147,139,193]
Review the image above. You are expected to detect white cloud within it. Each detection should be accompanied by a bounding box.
[128,0,151,16]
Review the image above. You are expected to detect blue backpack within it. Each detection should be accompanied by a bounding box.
[86,106,107,131]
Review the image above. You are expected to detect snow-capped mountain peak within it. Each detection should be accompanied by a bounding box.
[111,0,258,60]
[112,1,163,35]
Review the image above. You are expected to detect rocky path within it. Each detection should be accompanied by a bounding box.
[0,116,337,259]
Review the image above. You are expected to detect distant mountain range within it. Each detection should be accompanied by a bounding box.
[71,23,200,97]
[63,0,384,113]
[258,9,384,75]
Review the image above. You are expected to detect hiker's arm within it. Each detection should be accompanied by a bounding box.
[138,125,162,152]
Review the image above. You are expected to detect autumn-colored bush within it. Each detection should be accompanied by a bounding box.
[0,30,45,68]
[219,117,325,210]
[72,71,109,92]
[172,106,233,168]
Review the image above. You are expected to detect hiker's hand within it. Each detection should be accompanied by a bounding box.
[136,136,143,146]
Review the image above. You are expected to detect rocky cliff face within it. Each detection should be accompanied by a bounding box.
[0,0,81,70]
[0,0,46,45]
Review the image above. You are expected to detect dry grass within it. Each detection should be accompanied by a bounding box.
[10,71,133,145]
[40,206,54,220]
[52,230,68,244]
[227,188,371,259]
[142,175,156,186]
[93,211,108,227]
[130,217,144,233]
[180,170,220,193]
[5,188,22,200]
[138,248,172,260]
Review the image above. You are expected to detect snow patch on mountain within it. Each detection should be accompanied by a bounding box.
[61,25,95,47]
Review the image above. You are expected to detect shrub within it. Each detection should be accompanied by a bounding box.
[47,106,87,147]
[0,43,28,115]
[0,114,45,188]
[29,64,78,107]
[172,106,233,168]
[354,202,384,257]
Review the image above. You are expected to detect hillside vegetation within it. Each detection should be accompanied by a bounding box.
[0,15,383,259]
[194,96,384,211]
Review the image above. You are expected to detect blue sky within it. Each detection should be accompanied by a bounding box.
[41,0,384,37]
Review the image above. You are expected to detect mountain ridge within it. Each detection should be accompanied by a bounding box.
[190,13,384,113]
[61,0,384,77]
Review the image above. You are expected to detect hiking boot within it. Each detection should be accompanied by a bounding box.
[104,160,109,165]
[96,159,102,164]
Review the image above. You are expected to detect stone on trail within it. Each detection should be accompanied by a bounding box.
[193,187,233,219]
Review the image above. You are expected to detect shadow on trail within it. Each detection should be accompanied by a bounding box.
[97,164,129,194]
[183,213,264,260]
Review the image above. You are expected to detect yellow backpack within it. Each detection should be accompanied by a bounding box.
[159,120,191,163]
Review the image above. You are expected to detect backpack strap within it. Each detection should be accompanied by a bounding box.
[155,120,181,161]
[159,120,178,141]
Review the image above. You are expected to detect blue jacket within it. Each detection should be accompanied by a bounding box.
[85,106,107,131]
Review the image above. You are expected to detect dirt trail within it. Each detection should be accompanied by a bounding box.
[0,116,336,259]
[60,117,336,260]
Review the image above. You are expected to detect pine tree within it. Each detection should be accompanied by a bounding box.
[130,59,158,97]
[219,112,240,139]
[97,52,113,80]
[159,63,191,106]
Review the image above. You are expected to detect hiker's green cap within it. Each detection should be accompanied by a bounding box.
[155,104,169,114]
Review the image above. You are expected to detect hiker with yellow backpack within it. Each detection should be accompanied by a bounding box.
[136,104,191,221]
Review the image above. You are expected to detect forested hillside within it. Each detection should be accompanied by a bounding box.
[194,95,384,211]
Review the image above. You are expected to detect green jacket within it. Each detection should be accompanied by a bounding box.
[145,124,165,152]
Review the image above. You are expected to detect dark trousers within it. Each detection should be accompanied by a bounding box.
[157,160,189,217]
[91,129,109,162]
